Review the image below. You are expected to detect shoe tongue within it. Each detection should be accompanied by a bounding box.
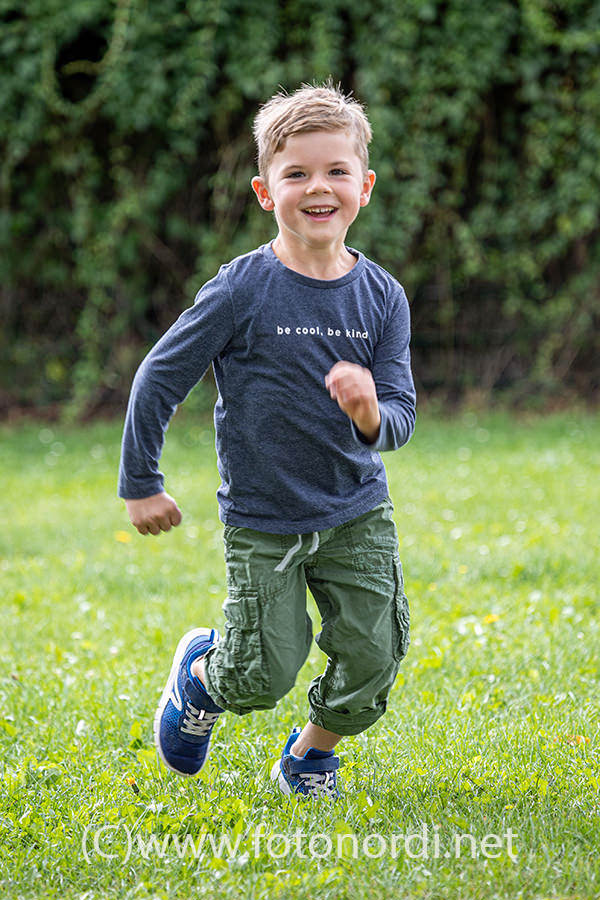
[187,675,223,713]
[304,747,334,760]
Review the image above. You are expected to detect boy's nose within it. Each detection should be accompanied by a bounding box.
[305,176,332,194]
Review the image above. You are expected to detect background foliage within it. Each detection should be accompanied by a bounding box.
[1,0,599,413]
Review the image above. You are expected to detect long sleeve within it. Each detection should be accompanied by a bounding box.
[351,284,416,451]
[118,270,235,499]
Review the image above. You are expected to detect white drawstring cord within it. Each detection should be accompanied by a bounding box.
[274,531,320,572]
[274,534,303,572]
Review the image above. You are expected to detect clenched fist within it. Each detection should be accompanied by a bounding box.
[125,492,182,536]
[325,361,381,443]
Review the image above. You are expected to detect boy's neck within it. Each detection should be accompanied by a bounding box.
[271,236,356,281]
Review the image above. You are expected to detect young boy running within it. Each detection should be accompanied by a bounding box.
[118,83,416,800]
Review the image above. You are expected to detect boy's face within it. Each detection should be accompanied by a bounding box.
[251,130,376,253]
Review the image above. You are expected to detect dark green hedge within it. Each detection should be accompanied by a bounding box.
[1,0,599,413]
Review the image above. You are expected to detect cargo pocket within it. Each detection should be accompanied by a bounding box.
[392,558,410,662]
[222,590,270,695]
[351,544,399,590]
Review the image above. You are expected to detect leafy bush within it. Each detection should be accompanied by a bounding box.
[1,0,599,412]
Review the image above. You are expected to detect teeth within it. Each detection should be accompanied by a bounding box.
[305,207,335,214]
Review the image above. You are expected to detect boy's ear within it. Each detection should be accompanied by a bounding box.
[359,170,376,207]
[251,176,275,211]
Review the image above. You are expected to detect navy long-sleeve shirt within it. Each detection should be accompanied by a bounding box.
[118,242,416,533]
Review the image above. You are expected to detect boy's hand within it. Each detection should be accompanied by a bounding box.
[325,361,381,443]
[125,492,182,536]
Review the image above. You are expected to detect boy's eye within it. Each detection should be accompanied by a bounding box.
[285,169,348,179]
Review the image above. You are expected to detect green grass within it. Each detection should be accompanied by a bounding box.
[1,409,598,899]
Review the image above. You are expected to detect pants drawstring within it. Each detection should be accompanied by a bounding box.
[274,532,320,572]
[274,534,303,572]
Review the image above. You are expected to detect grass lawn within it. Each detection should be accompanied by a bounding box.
[1,408,598,899]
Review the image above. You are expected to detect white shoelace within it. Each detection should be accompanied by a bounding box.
[298,771,338,800]
[181,702,220,737]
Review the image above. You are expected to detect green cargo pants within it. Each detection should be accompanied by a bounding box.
[202,497,410,735]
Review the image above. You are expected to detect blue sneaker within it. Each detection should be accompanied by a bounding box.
[153,627,224,777]
[270,727,341,800]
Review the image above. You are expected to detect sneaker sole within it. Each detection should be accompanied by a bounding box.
[153,627,219,777]
[270,759,292,796]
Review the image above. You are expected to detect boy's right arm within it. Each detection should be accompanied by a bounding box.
[118,270,234,530]
[125,492,182,535]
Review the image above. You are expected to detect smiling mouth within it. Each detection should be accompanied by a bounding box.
[302,207,337,219]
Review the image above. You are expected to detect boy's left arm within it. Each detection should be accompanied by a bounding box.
[325,361,382,443]
[325,285,416,450]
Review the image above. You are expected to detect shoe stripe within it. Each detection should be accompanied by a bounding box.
[170,684,182,712]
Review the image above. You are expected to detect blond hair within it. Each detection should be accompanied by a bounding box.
[253,81,372,181]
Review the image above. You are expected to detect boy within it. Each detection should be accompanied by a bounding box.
[118,83,415,800]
